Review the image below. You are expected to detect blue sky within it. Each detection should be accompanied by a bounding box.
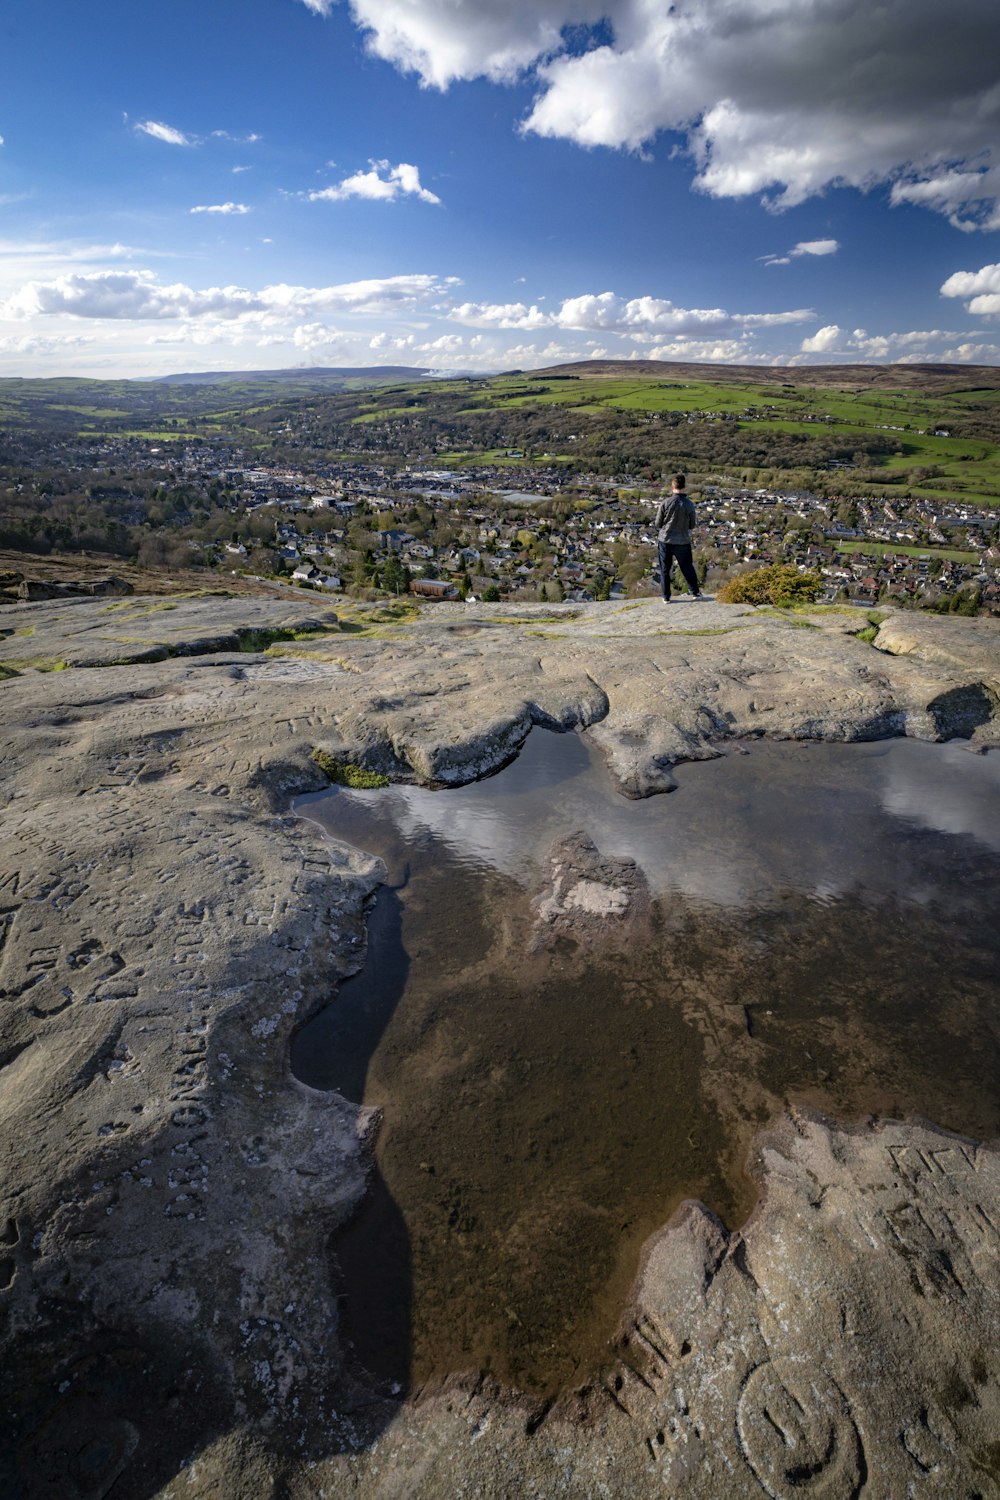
[2,0,1000,377]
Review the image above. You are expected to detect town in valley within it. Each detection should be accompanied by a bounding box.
[3,362,999,612]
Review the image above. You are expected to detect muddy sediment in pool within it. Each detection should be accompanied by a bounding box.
[292,731,1000,1396]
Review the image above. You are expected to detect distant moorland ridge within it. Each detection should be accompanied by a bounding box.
[3,358,999,395]
[154,364,435,385]
[530,358,1000,393]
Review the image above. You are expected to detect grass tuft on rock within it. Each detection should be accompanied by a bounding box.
[238,626,301,652]
[852,610,891,645]
[311,748,390,788]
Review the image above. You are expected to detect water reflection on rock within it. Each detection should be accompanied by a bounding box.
[310,732,1000,906]
[293,731,1000,1395]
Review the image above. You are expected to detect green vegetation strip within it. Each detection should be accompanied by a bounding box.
[33,659,69,671]
[752,609,819,629]
[103,599,182,615]
[654,626,741,637]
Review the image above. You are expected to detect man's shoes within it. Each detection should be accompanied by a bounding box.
[660,596,671,603]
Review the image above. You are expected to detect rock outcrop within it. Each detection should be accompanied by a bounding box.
[16,576,134,601]
[530,830,650,952]
[0,593,998,1498]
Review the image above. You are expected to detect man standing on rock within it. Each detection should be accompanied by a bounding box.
[654,474,704,601]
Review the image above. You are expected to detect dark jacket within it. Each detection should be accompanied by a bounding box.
[654,492,696,544]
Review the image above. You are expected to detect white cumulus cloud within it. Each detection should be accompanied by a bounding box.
[290,322,343,351]
[450,290,813,338]
[321,0,1000,227]
[325,0,605,88]
[892,165,1000,232]
[449,300,550,330]
[646,337,755,363]
[800,324,843,353]
[799,323,986,360]
[3,267,457,322]
[941,262,1000,315]
[190,202,250,215]
[135,120,191,146]
[308,160,440,204]
[934,340,1000,361]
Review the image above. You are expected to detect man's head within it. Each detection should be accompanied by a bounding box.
[672,473,686,492]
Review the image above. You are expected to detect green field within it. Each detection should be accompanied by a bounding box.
[410,373,1000,503]
[437,448,576,465]
[351,405,423,423]
[836,540,980,563]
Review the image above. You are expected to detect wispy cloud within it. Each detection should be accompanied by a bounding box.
[763,238,839,267]
[308,160,441,205]
[791,239,839,257]
[133,121,260,151]
[0,239,166,290]
[134,120,191,146]
[190,202,250,215]
[0,333,94,355]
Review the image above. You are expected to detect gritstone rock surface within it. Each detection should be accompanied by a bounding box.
[1,594,999,1498]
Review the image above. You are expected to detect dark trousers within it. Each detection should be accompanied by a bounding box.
[658,540,700,599]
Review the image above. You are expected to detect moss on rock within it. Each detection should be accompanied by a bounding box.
[310,748,390,788]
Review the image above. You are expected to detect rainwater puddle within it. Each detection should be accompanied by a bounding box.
[292,731,1000,1395]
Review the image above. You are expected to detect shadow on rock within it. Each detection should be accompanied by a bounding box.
[292,883,414,1397]
[2,1317,231,1500]
[928,681,998,737]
